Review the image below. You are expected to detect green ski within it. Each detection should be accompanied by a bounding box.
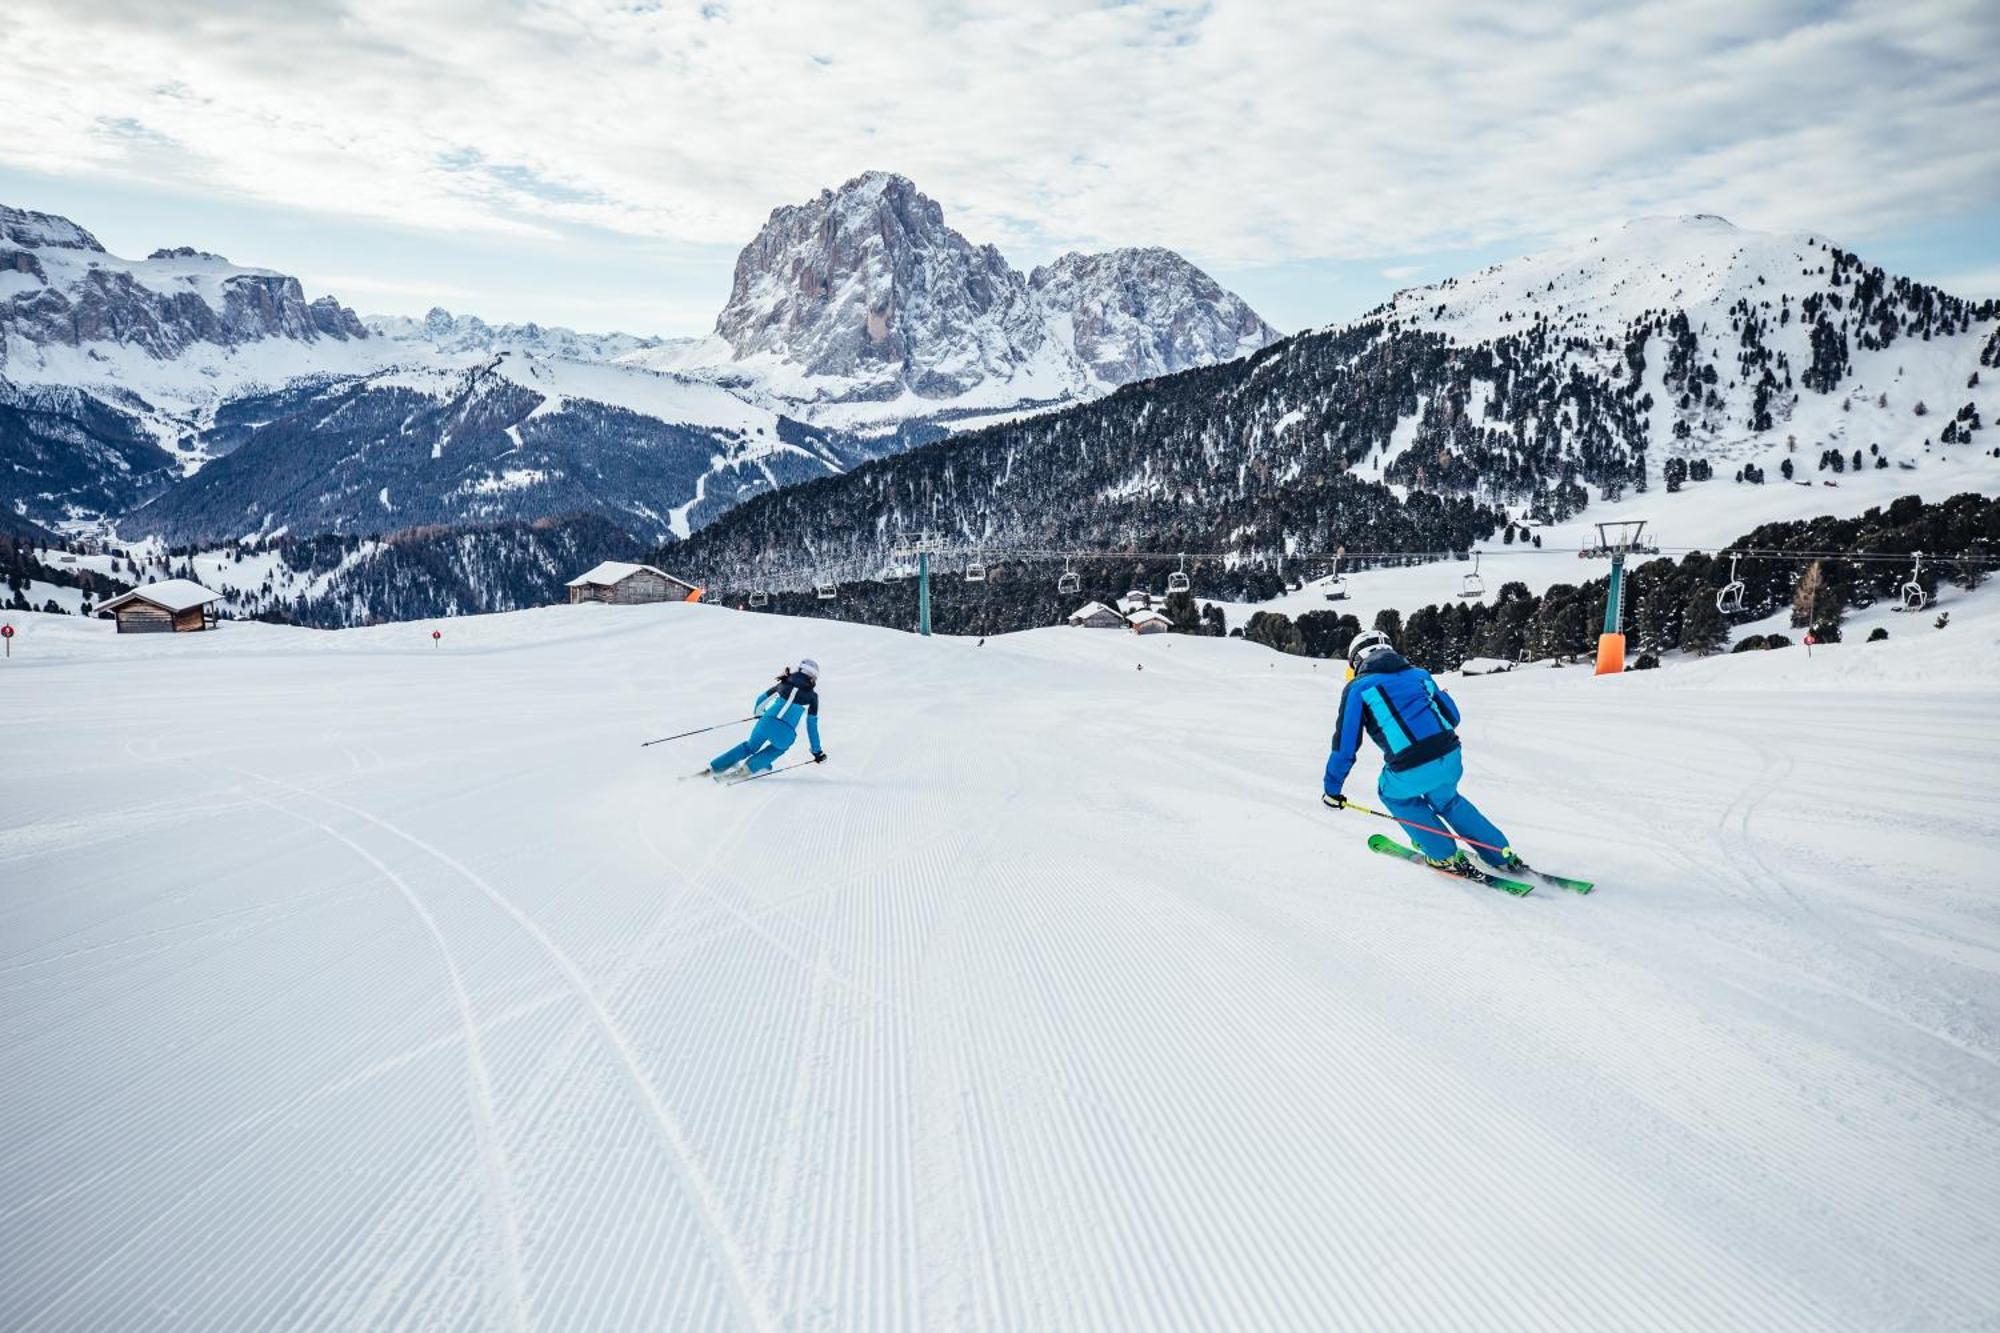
[1518,866,1594,895]
[1367,833,1534,896]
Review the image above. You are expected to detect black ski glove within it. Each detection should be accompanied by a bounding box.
[813,751,828,764]
[1322,793,1347,810]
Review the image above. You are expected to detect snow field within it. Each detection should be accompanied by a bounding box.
[2,599,1998,1329]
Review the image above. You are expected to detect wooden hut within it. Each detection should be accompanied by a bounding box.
[1128,609,1172,635]
[1066,600,1126,629]
[94,579,222,634]
[565,561,701,605]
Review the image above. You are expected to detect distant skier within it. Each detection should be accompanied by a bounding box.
[1320,630,1523,879]
[705,659,827,778]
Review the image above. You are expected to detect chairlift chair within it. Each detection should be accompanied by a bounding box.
[749,589,769,609]
[1715,552,1746,615]
[1323,548,1349,601]
[965,558,987,584]
[1057,559,1081,596]
[1457,550,1486,600]
[815,578,837,601]
[1897,551,1928,612]
[1165,555,1192,596]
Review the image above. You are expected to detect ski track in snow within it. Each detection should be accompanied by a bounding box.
[2,600,1997,1329]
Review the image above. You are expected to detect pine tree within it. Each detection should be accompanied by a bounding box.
[1295,610,1358,659]
[1679,584,1728,655]
[1244,611,1304,655]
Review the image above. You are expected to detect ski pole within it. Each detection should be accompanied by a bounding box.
[1334,798,1512,859]
[640,716,757,748]
[730,758,819,784]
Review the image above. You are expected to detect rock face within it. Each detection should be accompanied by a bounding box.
[702,171,1277,404]
[712,172,1051,399]
[0,207,103,252]
[0,205,367,369]
[1029,247,1276,385]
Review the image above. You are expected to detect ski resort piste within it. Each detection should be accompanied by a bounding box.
[3,581,1998,1330]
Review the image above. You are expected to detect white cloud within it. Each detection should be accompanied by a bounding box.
[2,0,1995,274]
[1381,265,1425,281]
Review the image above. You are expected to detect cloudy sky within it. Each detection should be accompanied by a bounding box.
[3,0,1996,336]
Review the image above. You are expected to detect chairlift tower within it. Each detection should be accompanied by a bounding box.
[890,530,947,637]
[1579,519,1659,675]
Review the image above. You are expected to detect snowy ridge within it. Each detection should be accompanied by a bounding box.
[368,307,680,363]
[1,596,1996,1327]
[1378,214,1829,344]
[1362,213,1999,492]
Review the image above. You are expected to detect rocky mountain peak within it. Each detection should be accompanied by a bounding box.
[0,205,105,253]
[711,170,1041,399]
[1029,247,1278,384]
[707,172,1276,404]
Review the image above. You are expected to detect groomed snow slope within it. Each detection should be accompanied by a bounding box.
[3,602,1997,1330]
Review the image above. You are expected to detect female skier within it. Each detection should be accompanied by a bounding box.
[705,658,827,779]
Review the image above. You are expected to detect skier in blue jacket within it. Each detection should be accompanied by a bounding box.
[706,658,827,778]
[1321,630,1523,878]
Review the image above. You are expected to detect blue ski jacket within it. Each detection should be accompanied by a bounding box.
[755,670,823,753]
[1323,651,1462,796]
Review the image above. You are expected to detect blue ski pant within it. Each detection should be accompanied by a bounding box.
[1377,750,1512,865]
[710,715,797,775]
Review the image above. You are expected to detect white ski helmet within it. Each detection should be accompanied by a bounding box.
[797,657,821,680]
[1346,630,1394,669]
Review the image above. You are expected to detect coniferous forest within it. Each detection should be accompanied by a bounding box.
[715,492,1998,672]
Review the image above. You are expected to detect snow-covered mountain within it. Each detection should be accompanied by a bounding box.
[0,207,396,522]
[1028,246,1274,387]
[678,213,1998,595]
[628,172,1278,428]
[8,197,1993,626]
[367,306,676,362]
[1354,213,1996,499]
[0,205,861,543]
[119,352,856,545]
[0,180,1277,544]
[0,206,368,369]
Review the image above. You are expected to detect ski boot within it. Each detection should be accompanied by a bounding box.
[1424,851,1480,880]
